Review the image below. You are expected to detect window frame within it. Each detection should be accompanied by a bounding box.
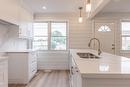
[33,21,69,51]
[120,20,130,51]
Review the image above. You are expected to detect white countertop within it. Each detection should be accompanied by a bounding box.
[0,49,37,53]
[70,49,130,78]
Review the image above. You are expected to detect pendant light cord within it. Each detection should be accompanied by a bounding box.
[79,7,83,17]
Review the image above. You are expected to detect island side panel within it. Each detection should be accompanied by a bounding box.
[82,78,130,87]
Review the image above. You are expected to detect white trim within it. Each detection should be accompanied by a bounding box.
[119,19,122,52]
[120,50,130,53]
[122,35,130,37]
[92,19,116,54]
[120,19,130,51]
[121,19,130,22]
[33,21,69,51]
[48,21,51,50]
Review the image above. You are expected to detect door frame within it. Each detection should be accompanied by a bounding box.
[92,19,118,54]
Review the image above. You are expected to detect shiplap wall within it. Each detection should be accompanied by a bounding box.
[34,13,92,70]
[0,23,27,51]
[35,13,92,49]
[95,12,130,58]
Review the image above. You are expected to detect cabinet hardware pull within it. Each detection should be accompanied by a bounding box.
[76,70,78,72]
[71,66,73,75]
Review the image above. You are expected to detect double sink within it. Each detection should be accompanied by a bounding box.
[77,52,100,59]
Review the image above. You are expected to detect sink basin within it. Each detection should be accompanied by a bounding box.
[77,52,100,59]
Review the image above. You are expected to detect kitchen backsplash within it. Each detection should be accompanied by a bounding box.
[0,23,27,51]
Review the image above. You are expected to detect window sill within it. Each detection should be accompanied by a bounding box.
[120,50,130,53]
[37,50,69,53]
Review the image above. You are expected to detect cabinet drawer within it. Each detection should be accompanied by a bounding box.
[31,58,37,64]
[0,72,4,83]
[29,52,37,63]
[29,62,37,80]
[30,62,37,73]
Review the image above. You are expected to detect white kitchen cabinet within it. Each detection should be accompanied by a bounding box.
[0,0,33,39]
[0,0,19,25]
[70,49,130,87]
[70,54,82,87]
[0,58,8,87]
[18,0,33,39]
[18,3,33,39]
[8,51,37,84]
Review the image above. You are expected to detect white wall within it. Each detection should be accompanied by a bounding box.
[35,13,92,49]
[34,13,92,70]
[0,23,27,51]
[95,12,130,58]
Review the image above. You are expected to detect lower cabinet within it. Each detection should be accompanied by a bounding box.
[8,51,37,84]
[0,59,8,87]
[70,54,82,87]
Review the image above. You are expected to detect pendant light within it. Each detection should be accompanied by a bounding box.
[86,0,91,12]
[78,7,83,23]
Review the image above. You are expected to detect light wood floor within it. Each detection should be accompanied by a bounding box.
[9,70,70,87]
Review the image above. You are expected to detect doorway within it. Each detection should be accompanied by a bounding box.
[93,20,116,54]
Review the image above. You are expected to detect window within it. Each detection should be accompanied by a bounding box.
[98,25,111,32]
[121,21,130,50]
[33,21,68,50]
[33,22,48,50]
[51,22,67,50]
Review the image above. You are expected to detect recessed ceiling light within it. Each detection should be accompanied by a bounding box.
[42,6,47,10]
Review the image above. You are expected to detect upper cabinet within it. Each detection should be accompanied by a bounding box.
[0,0,19,25]
[87,0,111,19]
[18,4,33,39]
[0,0,33,39]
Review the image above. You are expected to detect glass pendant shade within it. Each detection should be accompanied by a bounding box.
[86,3,91,12]
[78,17,83,23]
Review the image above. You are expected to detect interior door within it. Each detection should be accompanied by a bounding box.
[94,21,115,54]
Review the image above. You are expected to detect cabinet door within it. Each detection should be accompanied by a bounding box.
[19,7,33,39]
[17,0,33,39]
[70,56,82,87]
[0,0,19,25]
[27,22,33,39]
[19,7,28,38]
[75,69,82,87]
[71,57,77,87]
[0,63,4,86]
[0,61,8,87]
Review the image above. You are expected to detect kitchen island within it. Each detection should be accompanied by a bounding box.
[69,49,130,87]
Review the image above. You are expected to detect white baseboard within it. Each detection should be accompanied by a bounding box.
[8,79,28,84]
[38,61,69,70]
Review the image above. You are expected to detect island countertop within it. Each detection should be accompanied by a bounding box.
[70,49,130,78]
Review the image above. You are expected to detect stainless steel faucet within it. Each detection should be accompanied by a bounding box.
[88,38,102,55]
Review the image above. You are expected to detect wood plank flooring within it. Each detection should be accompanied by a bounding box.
[9,70,70,87]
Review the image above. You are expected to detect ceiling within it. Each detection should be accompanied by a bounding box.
[101,0,130,13]
[23,0,86,13]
